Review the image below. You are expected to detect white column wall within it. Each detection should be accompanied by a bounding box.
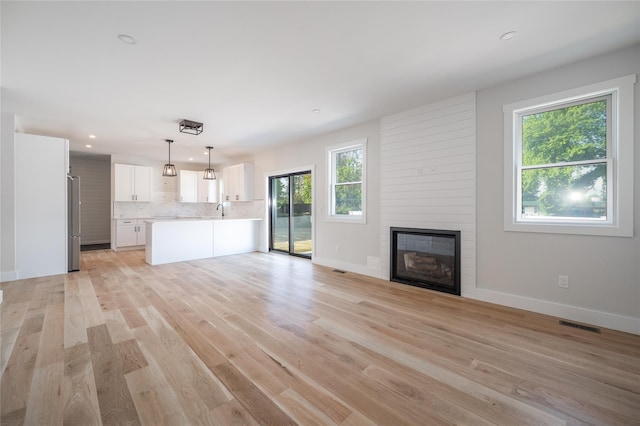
[379,93,477,292]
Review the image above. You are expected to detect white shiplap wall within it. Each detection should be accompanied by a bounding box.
[380,92,476,293]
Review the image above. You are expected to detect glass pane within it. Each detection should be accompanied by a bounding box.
[521,164,607,219]
[292,173,312,256]
[522,98,607,166]
[271,177,289,251]
[334,183,362,215]
[336,148,362,183]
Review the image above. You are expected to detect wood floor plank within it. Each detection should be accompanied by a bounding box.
[0,327,21,376]
[35,301,64,368]
[142,288,227,368]
[23,362,64,425]
[87,324,141,426]
[209,398,261,426]
[125,366,191,426]
[111,290,147,329]
[132,324,223,425]
[1,249,638,425]
[64,276,89,348]
[137,304,232,406]
[276,387,342,426]
[103,309,135,344]
[0,301,29,332]
[1,315,44,417]
[62,343,102,426]
[114,339,148,375]
[78,273,105,328]
[210,362,297,426]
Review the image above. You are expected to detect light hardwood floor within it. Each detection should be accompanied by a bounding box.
[1,249,639,425]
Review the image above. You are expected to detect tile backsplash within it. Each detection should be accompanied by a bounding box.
[113,192,264,219]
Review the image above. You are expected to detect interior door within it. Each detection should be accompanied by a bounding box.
[270,171,312,258]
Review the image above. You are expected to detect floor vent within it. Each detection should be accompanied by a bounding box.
[333,269,346,274]
[559,320,601,334]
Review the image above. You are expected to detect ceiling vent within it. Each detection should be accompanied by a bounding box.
[179,119,203,135]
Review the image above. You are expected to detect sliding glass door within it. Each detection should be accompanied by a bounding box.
[270,171,312,258]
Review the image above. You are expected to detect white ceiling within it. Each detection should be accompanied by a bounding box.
[2,1,639,166]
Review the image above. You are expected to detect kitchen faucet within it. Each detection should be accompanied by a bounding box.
[216,203,225,217]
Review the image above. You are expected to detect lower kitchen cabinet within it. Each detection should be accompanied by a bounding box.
[115,219,146,249]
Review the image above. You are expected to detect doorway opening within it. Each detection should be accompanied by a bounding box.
[269,171,312,258]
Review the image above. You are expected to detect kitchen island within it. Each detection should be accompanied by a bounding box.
[145,217,261,265]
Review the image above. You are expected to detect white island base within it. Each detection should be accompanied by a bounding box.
[145,218,260,265]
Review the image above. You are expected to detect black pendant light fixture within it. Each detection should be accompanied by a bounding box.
[162,139,177,177]
[203,146,216,180]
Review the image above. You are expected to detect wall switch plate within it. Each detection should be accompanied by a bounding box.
[558,275,569,288]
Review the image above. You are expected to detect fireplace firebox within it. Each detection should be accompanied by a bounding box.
[390,227,461,296]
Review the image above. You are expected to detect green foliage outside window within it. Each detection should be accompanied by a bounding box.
[334,148,362,215]
[521,98,608,219]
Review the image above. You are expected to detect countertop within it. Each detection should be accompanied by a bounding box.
[143,217,262,222]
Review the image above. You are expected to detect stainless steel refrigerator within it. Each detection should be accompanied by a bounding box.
[68,175,81,271]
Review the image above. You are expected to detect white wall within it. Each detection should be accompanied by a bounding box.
[475,45,640,334]
[252,120,381,276]
[0,113,17,281]
[15,133,68,279]
[379,93,476,292]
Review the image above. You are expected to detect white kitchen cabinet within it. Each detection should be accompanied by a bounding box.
[115,219,146,248]
[181,170,219,203]
[223,163,254,202]
[179,170,198,203]
[114,164,151,202]
[197,171,218,203]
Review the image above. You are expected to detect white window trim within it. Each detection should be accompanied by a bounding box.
[326,138,367,224]
[503,74,635,237]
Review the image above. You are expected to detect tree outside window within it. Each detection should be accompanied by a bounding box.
[520,96,609,220]
[328,139,367,222]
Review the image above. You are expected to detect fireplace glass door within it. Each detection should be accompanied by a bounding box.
[390,227,461,295]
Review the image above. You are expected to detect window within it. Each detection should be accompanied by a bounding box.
[327,138,367,223]
[504,75,635,237]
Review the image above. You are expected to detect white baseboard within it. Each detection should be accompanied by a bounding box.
[0,271,18,282]
[464,286,639,335]
[312,256,383,279]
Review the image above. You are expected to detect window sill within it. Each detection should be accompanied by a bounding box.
[326,215,367,224]
[504,220,632,237]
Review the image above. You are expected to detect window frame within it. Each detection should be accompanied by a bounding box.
[326,138,367,224]
[503,74,635,237]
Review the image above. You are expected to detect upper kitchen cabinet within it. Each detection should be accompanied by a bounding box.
[180,170,219,203]
[179,170,198,203]
[223,163,254,202]
[114,164,151,202]
[197,171,218,203]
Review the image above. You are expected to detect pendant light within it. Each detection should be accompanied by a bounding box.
[162,139,177,177]
[203,146,216,180]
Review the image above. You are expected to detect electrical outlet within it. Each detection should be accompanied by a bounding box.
[558,275,569,289]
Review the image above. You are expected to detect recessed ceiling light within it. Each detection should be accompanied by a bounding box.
[499,31,517,41]
[89,134,96,139]
[118,34,136,45]
[204,151,209,155]
[189,158,194,161]
[85,144,92,148]
[312,109,321,113]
